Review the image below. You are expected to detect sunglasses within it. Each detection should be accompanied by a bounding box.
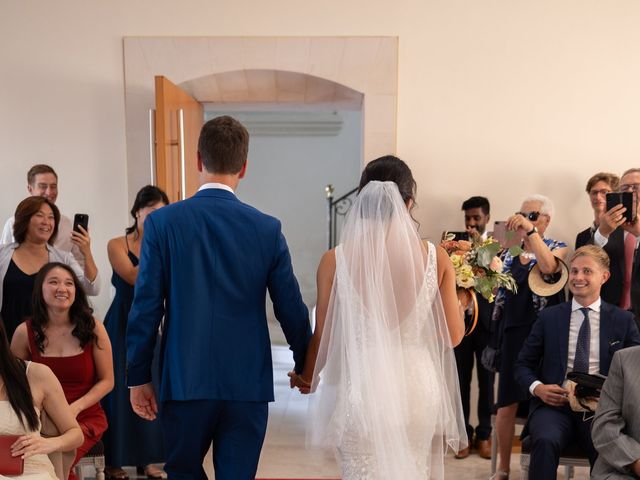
[516,211,543,221]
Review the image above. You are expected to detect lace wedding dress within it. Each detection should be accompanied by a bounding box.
[307,181,466,480]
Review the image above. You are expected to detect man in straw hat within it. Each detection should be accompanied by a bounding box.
[514,245,640,479]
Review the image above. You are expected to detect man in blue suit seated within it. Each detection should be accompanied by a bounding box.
[126,116,312,479]
[515,245,640,480]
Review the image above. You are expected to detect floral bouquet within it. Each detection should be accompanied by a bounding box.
[440,233,518,303]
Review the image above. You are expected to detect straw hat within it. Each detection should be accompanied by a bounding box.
[528,258,569,296]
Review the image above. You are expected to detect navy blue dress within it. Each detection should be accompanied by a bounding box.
[102,248,164,466]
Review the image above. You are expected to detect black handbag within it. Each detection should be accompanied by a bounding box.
[481,346,501,373]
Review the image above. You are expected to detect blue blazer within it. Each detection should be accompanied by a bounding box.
[126,188,311,402]
[514,301,640,415]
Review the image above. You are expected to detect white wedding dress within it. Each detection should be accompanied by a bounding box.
[308,181,466,480]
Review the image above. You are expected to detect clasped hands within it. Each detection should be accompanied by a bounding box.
[287,371,311,394]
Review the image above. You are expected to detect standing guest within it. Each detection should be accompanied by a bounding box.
[0,319,83,480]
[0,197,99,341]
[514,246,640,479]
[492,194,568,480]
[102,185,169,480]
[575,172,624,306]
[591,346,640,479]
[11,262,113,480]
[595,168,640,330]
[454,196,494,459]
[1,164,96,268]
[126,116,311,479]
[291,156,467,479]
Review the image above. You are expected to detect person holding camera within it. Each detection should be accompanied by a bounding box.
[575,173,624,306]
[454,196,494,460]
[1,164,96,271]
[0,197,99,342]
[491,194,568,479]
[514,246,640,479]
[592,169,640,331]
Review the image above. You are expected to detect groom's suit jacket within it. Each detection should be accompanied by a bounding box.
[592,346,640,479]
[126,187,311,402]
[514,301,640,418]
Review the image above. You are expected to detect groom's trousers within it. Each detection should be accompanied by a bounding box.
[161,399,268,480]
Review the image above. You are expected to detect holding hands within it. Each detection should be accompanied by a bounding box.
[288,371,311,394]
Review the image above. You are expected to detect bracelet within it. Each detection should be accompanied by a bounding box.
[526,226,538,236]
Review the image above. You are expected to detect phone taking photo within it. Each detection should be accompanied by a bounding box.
[73,213,89,233]
[492,221,522,249]
[605,192,635,223]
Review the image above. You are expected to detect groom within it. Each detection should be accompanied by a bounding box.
[126,116,312,479]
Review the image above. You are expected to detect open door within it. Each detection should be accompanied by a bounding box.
[154,76,204,203]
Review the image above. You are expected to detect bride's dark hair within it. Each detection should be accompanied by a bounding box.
[0,319,39,431]
[357,155,417,207]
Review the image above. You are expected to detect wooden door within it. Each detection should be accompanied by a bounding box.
[154,76,204,203]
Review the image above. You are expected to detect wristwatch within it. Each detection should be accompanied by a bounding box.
[526,226,538,236]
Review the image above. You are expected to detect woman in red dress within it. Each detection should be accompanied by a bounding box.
[11,261,114,479]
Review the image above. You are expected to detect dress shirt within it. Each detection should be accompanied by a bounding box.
[529,298,601,396]
[198,182,235,194]
[595,227,640,249]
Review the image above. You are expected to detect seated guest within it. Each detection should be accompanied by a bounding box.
[0,318,83,480]
[591,346,640,479]
[1,164,96,268]
[514,245,640,479]
[575,172,624,306]
[0,197,100,341]
[11,262,113,480]
[492,194,568,479]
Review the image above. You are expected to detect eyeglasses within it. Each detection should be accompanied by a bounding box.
[589,189,612,197]
[517,211,544,221]
[620,183,640,192]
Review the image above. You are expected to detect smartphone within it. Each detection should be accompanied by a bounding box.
[73,213,89,233]
[492,221,522,249]
[606,192,635,223]
[446,231,470,241]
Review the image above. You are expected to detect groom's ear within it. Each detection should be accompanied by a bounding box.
[196,152,203,173]
[238,160,248,179]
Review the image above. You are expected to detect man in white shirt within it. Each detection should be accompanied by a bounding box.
[1,164,94,270]
[514,246,640,479]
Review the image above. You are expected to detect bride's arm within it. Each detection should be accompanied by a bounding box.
[436,245,465,346]
[298,249,336,387]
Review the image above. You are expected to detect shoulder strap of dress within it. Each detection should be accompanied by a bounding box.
[25,320,39,359]
[124,233,132,254]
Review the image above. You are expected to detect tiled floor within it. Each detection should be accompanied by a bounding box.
[251,346,591,480]
[82,346,590,479]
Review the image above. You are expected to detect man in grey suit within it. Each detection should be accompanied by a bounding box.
[592,345,640,479]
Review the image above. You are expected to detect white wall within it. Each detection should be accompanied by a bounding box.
[2,1,640,317]
[228,110,362,310]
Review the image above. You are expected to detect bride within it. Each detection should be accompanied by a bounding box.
[290,155,467,479]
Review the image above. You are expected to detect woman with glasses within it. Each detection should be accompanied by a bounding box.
[492,194,568,480]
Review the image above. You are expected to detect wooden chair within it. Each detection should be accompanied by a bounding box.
[74,441,106,480]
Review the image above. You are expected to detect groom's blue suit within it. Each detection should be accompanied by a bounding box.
[126,187,311,479]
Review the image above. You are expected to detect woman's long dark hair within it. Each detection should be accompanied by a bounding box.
[31,262,97,354]
[125,185,169,237]
[0,319,39,431]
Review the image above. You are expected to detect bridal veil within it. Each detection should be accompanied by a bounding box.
[307,180,467,479]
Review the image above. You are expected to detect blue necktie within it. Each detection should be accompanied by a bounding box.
[573,307,591,373]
